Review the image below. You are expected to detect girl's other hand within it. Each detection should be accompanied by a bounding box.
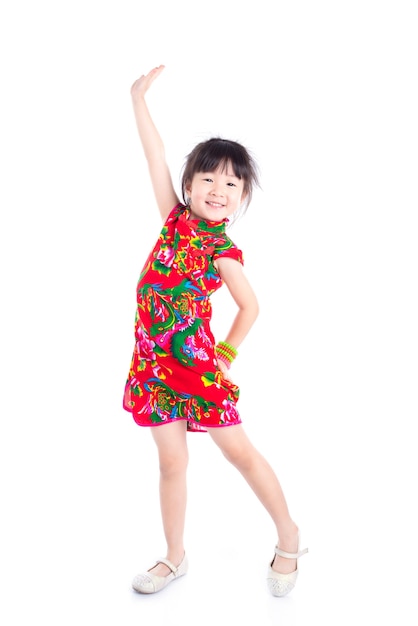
[217,359,232,381]
[131,65,165,102]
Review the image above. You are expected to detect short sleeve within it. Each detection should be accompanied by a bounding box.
[213,239,244,266]
[166,203,186,224]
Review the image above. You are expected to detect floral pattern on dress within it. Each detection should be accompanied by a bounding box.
[123,203,244,432]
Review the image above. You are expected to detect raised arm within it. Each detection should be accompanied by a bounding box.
[130,65,180,221]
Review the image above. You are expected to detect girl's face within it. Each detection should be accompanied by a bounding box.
[186,164,246,222]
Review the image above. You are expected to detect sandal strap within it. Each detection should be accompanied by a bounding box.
[155,557,178,573]
[274,546,308,559]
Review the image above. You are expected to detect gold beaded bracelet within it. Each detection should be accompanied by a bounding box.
[215,341,238,369]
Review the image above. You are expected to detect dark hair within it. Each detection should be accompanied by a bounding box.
[181,137,260,221]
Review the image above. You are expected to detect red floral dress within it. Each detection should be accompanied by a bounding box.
[123,204,243,432]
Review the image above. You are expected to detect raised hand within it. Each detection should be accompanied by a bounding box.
[130,65,165,104]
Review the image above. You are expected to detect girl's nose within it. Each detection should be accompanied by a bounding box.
[210,184,223,196]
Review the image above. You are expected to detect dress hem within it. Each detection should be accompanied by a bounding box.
[125,410,242,432]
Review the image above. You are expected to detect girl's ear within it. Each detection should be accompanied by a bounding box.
[184,181,192,205]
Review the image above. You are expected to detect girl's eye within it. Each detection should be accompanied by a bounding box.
[227,182,236,187]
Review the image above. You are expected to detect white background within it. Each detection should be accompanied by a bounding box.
[1,1,417,624]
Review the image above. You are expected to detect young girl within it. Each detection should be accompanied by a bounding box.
[123,65,307,597]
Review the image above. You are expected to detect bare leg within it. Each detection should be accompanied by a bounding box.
[206,424,299,574]
[148,420,188,577]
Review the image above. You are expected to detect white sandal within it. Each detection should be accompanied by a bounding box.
[267,543,308,597]
[132,553,188,594]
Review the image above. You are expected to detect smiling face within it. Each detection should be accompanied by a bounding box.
[185,163,247,222]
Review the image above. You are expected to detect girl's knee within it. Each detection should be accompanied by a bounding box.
[221,444,253,469]
[158,451,189,477]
